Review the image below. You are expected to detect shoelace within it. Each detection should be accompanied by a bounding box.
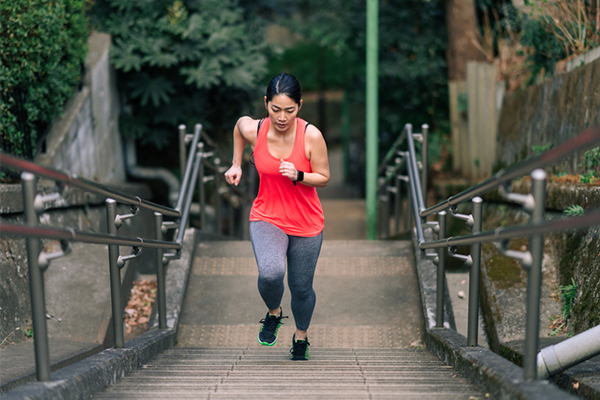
[259,314,288,331]
[290,338,310,356]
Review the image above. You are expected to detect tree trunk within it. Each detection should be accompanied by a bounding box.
[446,0,480,81]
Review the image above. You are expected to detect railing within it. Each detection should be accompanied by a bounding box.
[377,124,600,382]
[0,123,253,383]
[178,124,254,238]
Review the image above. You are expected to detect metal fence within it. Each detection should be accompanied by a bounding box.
[377,124,600,381]
[0,123,253,382]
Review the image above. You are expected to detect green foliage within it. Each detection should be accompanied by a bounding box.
[580,147,600,170]
[91,0,268,150]
[24,328,34,338]
[531,143,553,156]
[560,278,577,319]
[519,14,567,82]
[549,277,578,336]
[287,0,449,152]
[266,41,360,93]
[563,204,584,217]
[579,170,596,184]
[0,0,89,158]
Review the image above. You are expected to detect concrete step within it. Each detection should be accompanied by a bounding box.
[91,347,488,399]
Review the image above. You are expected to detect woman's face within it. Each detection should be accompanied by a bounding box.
[265,94,302,133]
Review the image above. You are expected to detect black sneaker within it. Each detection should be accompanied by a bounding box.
[290,334,310,361]
[257,309,287,346]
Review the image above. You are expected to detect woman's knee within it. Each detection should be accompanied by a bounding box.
[258,267,285,286]
[289,285,315,301]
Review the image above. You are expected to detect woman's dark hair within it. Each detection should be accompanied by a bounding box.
[265,73,302,105]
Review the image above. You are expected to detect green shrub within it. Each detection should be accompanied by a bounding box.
[0,0,89,159]
[519,15,567,83]
[90,0,268,151]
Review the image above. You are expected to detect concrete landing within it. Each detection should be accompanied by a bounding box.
[177,240,424,348]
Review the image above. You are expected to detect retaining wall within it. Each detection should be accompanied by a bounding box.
[496,56,600,174]
[35,31,125,182]
[1,31,129,344]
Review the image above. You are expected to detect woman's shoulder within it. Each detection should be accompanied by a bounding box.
[237,117,262,136]
[301,119,324,141]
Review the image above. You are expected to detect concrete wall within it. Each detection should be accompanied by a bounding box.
[481,56,600,342]
[35,32,125,183]
[1,32,129,345]
[496,56,600,173]
[0,183,153,346]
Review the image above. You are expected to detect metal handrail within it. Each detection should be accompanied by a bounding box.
[377,122,600,383]
[0,147,202,382]
[421,126,600,218]
[175,124,202,213]
[0,153,181,218]
[419,208,600,250]
[378,126,408,175]
[0,121,255,384]
[0,223,182,250]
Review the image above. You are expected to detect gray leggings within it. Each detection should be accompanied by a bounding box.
[249,221,323,331]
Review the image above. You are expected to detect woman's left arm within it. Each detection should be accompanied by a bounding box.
[302,125,330,188]
[279,125,330,187]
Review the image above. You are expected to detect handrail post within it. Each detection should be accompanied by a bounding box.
[467,197,483,346]
[421,124,429,207]
[198,143,206,231]
[178,124,187,181]
[22,172,51,381]
[178,125,189,229]
[154,212,167,329]
[394,172,401,235]
[436,210,447,328]
[242,202,250,240]
[405,183,412,233]
[524,169,546,380]
[228,185,234,237]
[214,158,222,235]
[106,199,125,348]
[406,124,425,223]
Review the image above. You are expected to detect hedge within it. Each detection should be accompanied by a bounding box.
[0,0,89,160]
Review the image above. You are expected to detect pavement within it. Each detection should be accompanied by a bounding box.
[177,240,424,349]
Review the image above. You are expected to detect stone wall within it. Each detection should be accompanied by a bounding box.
[496,56,600,173]
[482,56,600,341]
[35,32,125,183]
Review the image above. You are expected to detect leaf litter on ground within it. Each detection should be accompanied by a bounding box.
[124,280,157,334]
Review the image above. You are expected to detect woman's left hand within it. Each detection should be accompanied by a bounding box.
[279,159,298,181]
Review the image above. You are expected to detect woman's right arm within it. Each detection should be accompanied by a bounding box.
[224,117,257,186]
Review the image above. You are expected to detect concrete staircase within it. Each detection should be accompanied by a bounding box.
[90,239,488,399]
[92,347,487,399]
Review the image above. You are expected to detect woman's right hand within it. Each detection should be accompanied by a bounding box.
[224,165,243,186]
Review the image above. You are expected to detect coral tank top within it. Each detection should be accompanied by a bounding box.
[249,118,324,237]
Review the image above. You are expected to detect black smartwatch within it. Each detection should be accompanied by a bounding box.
[296,171,304,182]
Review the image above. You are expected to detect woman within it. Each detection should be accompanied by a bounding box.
[224,73,329,361]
